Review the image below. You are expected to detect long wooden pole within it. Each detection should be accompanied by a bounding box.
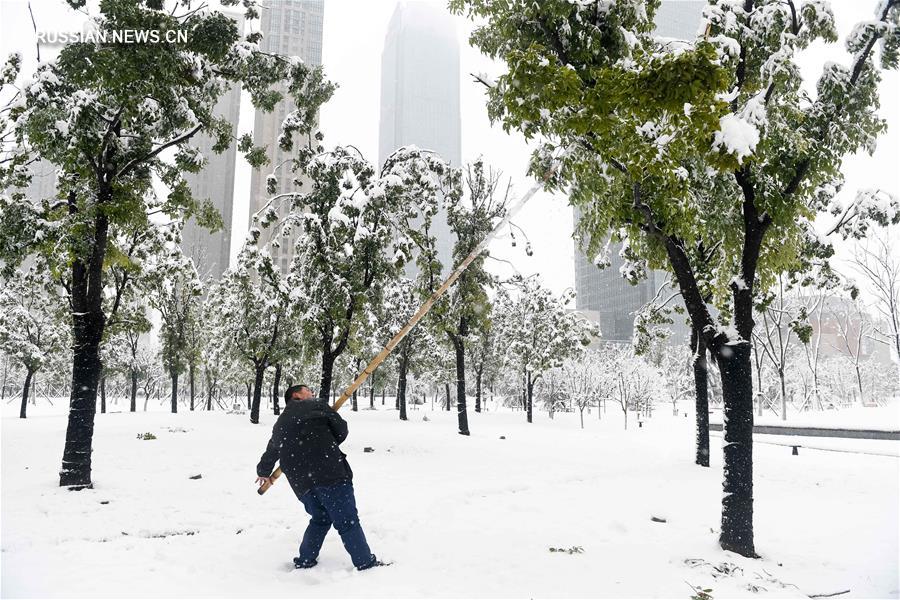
[258,166,555,495]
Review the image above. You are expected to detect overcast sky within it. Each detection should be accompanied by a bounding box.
[1,0,897,297]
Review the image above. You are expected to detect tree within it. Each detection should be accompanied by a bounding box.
[495,276,596,423]
[0,0,334,488]
[852,228,900,387]
[452,0,900,556]
[829,295,874,406]
[102,298,151,412]
[0,265,67,418]
[752,274,812,420]
[256,145,454,398]
[207,245,297,424]
[562,352,603,429]
[433,160,507,434]
[147,250,202,413]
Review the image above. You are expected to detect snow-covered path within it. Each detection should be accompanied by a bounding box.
[2,405,897,598]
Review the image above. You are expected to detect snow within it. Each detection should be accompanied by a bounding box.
[2,402,898,598]
[713,114,760,164]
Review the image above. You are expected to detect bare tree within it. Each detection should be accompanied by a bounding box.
[852,229,900,388]
[829,299,874,406]
[752,275,811,420]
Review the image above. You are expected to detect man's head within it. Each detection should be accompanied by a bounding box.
[284,384,315,403]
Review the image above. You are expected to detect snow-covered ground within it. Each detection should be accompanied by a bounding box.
[2,402,898,598]
[710,402,900,431]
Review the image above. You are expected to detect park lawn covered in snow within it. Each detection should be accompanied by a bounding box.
[2,403,898,599]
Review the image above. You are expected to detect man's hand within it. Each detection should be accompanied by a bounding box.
[255,476,272,487]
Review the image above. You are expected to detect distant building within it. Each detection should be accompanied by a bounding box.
[572,1,705,344]
[248,0,325,274]
[379,0,461,276]
[181,15,243,280]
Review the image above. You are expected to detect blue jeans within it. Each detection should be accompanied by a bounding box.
[296,480,374,569]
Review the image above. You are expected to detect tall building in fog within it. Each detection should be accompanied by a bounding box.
[379,1,461,275]
[181,16,243,280]
[248,0,324,273]
[573,1,705,343]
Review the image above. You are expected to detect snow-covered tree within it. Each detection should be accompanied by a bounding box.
[0,266,68,418]
[253,145,454,399]
[851,228,900,387]
[431,160,507,434]
[0,0,334,488]
[101,297,151,413]
[752,274,812,421]
[207,245,298,424]
[146,249,202,413]
[495,276,596,423]
[452,0,900,556]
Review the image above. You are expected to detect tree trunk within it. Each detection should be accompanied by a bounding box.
[189,364,195,411]
[272,363,282,416]
[369,385,375,409]
[692,328,710,467]
[475,368,482,413]
[779,369,787,420]
[444,382,451,411]
[99,373,107,414]
[206,374,213,411]
[250,363,266,424]
[854,363,864,406]
[170,371,178,414]
[715,342,756,558]
[129,370,138,412]
[20,368,35,419]
[352,386,358,411]
[381,387,385,406]
[398,355,408,421]
[319,352,335,405]
[60,308,105,489]
[245,381,251,409]
[451,337,470,435]
[526,371,534,424]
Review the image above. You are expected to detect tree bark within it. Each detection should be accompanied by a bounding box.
[250,363,266,424]
[129,370,138,412]
[526,371,534,424]
[189,364,195,411]
[692,327,710,467]
[444,382,451,411]
[319,352,335,405]
[475,368,482,413]
[170,371,178,414]
[369,384,375,409]
[272,363,282,416]
[20,368,35,419]
[60,309,105,489]
[450,335,470,435]
[716,342,756,557]
[100,373,106,414]
[398,354,408,421]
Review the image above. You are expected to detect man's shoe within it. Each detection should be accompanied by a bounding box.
[357,555,391,571]
[293,557,318,569]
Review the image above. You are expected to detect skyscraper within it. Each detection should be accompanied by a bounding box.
[379,1,461,276]
[248,0,324,273]
[181,15,243,280]
[573,1,705,344]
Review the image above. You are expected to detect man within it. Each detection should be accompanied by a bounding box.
[256,384,386,570]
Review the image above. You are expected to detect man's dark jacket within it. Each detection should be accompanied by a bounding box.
[256,399,352,499]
